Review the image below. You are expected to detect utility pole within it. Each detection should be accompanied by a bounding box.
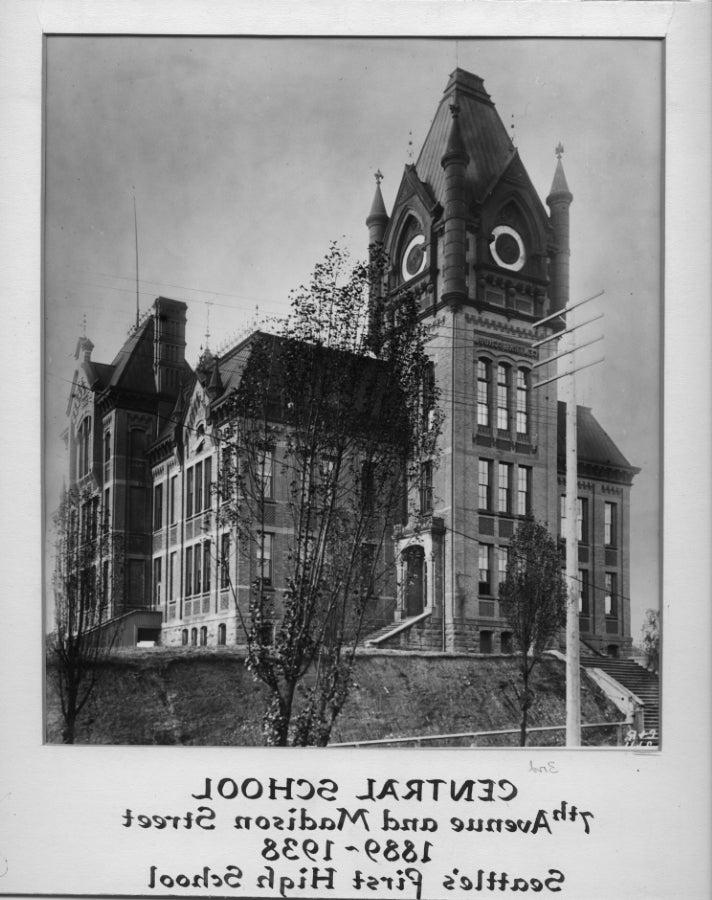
[532,290,604,747]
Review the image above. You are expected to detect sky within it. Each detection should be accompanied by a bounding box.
[43,36,662,637]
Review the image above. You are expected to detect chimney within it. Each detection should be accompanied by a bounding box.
[153,297,187,396]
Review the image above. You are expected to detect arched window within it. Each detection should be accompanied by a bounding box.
[516,368,529,435]
[190,627,197,646]
[181,629,188,646]
[199,626,207,646]
[217,623,227,646]
[496,364,510,431]
[476,359,490,427]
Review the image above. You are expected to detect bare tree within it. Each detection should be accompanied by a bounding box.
[499,518,568,746]
[215,244,440,745]
[49,485,118,743]
[640,608,659,673]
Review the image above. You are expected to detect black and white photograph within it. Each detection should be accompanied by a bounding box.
[43,36,662,749]
[0,3,710,899]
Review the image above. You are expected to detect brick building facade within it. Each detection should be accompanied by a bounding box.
[61,68,638,655]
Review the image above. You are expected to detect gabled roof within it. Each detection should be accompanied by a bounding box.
[557,402,639,480]
[414,68,517,207]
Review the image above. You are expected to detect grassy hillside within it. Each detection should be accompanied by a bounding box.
[46,648,623,746]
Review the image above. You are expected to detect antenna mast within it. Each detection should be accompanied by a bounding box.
[133,192,140,330]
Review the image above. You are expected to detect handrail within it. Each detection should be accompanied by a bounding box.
[330,721,626,747]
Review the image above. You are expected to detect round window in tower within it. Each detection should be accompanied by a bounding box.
[489,225,526,272]
[401,233,427,282]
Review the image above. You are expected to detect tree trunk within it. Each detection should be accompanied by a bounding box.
[520,669,530,747]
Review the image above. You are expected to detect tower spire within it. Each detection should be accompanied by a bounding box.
[546,143,573,313]
[440,101,470,306]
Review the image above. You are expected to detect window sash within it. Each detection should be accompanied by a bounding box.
[258,533,273,584]
[478,543,492,593]
[604,572,618,617]
[419,461,433,514]
[153,483,163,531]
[195,461,203,513]
[193,544,202,595]
[185,550,193,597]
[517,466,531,516]
[203,542,211,593]
[497,463,511,513]
[476,360,490,427]
[516,369,528,434]
[604,502,617,546]
[496,365,509,431]
[203,457,212,511]
[186,468,194,518]
[220,533,230,589]
[478,459,491,510]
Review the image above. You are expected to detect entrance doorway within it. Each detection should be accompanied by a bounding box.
[403,546,425,617]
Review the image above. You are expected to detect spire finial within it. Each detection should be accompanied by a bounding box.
[204,300,212,351]
[555,142,564,160]
[374,169,383,186]
[82,313,87,338]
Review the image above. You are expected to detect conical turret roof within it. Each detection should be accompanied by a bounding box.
[367,180,388,223]
[415,68,515,206]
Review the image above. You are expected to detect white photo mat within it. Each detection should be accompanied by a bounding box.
[0,2,710,898]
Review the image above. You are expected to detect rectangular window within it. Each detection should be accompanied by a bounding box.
[153,483,163,531]
[220,533,231,589]
[203,457,212,511]
[476,359,490,427]
[478,458,492,510]
[496,364,509,431]
[91,496,99,540]
[103,488,110,531]
[497,462,511,514]
[422,361,436,430]
[185,550,193,597]
[605,572,618,618]
[193,543,202,595]
[517,466,531,516]
[153,557,162,606]
[604,501,617,547]
[419,461,433,514]
[258,532,273,585]
[195,461,203,514]
[498,546,509,584]
[102,559,110,605]
[577,497,588,543]
[516,369,529,434]
[170,474,177,524]
[169,551,176,601]
[186,467,194,518]
[478,543,492,594]
[579,569,590,616]
[203,541,211,593]
[261,449,274,500]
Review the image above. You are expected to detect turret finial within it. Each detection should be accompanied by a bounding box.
[555,142,564,160]
[374,169,383,186]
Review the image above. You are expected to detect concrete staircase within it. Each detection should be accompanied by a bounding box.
[581,656,660,735]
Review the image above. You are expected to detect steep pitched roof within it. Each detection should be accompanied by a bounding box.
[414,68,517,207]
[557,402,639,479]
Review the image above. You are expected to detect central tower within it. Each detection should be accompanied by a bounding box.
[367,69,566,652]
